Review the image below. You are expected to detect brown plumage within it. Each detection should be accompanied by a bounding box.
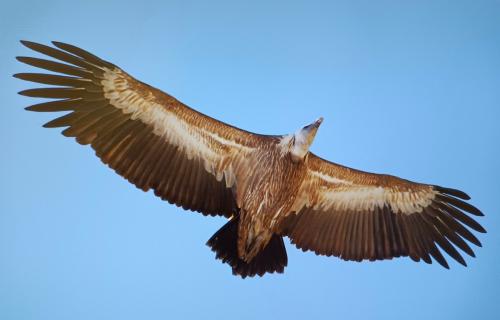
[15,41,486,278]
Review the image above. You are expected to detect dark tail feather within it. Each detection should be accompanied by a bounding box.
[206,217,288,278]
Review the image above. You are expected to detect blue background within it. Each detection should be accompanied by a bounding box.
[1,1,499,319]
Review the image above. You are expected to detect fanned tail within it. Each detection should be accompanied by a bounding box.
[206,216,288,278]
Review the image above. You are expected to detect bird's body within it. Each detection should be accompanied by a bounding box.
[16,41,486,277]
[235,139,307,261]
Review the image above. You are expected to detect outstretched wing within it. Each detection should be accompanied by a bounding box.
[15,41,273,217]
[280,153,485,268]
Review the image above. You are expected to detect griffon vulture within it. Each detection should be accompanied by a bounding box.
[15,41,485,278]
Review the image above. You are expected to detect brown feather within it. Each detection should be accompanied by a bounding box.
[52,41,115,69]
[20,40,102,72]
[436,194,483,216]
[420,208,474,256]
[433,206,482,247]
[433,185,471,200]
[19,87,103,100]
[16,56,91,78]
[437,202,486,233]
[13,73,101,90]
[25,98,82,112]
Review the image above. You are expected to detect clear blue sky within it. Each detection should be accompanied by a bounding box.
[1,1,499,319]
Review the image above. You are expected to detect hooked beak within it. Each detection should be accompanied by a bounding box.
[304,117,324,131]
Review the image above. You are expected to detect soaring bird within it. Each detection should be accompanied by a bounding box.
[15,41,486,278]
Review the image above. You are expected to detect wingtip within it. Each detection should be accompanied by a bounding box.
[42,119,57,129]
[434,185,471,201]
[434,259,456,270]
[17,89,35,97]
[12,73,29,80]
[20,40,34,48]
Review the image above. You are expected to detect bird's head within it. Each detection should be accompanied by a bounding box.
[290,117,323,162]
